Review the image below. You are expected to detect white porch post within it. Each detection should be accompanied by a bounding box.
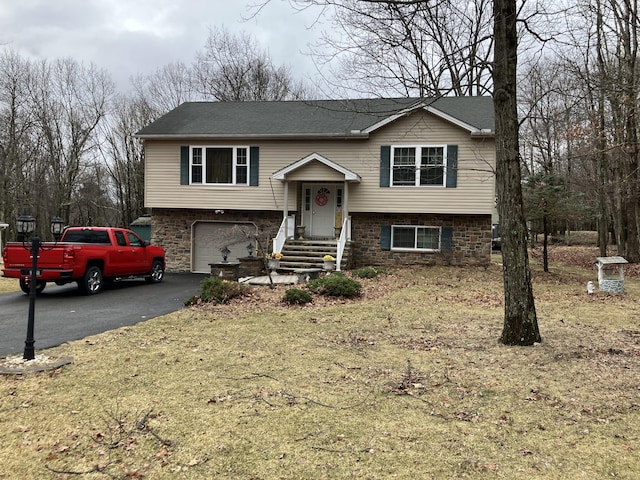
[283,181,289,234]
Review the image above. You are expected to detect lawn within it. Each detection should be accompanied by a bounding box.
[1,247,639,479]
[0,275,19,295]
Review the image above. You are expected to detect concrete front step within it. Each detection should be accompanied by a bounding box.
[278,239,351,271]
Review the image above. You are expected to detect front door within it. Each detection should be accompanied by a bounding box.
[302,184,341,238]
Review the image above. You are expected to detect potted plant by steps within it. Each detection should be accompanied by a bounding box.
[323,254,336,271]
[266,252,283,271]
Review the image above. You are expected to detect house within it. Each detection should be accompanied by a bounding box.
[136,97,495,273]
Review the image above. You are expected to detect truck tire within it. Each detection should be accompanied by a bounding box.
[78,266,103,295]
[146,260,165,284]
[19,278,46,295]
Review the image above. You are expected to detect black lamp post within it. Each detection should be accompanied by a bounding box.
[17,214,65,360]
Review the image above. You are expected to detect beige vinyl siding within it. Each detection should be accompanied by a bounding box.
[285,160,346,182]
[354,110,495,214]
[144,110,495,215]
[144,141,284,211]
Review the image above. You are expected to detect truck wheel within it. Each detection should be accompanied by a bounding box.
[146,260,165,284]
[19,278,46,295]
[79,266,103,295]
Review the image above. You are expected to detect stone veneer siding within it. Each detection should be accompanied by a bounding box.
[151,208,283,272]
[152,208,491,271]
[351,213,491,267]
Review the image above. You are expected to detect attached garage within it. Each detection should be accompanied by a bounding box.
[191,221,258,273]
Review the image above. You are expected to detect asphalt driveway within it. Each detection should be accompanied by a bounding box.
[0,273,207,358]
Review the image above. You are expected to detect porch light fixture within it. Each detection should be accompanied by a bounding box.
[246,241,255,257]
[16,214,65,360]
[220,245,230,262]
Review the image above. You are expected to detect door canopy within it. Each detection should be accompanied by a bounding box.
[272,152,361,182]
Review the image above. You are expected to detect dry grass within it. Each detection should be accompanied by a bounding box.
[1,248,640,479]
[0,275,19,295]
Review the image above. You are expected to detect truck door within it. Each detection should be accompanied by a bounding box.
[110,230,136,275]
[126,231,148,274]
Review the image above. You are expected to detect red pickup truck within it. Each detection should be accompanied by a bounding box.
[2,226,166,295]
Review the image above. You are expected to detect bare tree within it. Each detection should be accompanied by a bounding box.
[549,0,640,260]
[192,26,311,101]
[0,49,35,238]
[26,58,115,226]
[130,62,195,116]
[605,0,639,261]
[100,94,150,227]
[313,0,494,96]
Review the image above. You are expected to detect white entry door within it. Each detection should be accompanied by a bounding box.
[302,184,340,237]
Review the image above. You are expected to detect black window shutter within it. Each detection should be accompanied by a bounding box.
[180,146,189,185]
[446,145,458,188]
[441,226,453,252]
[380,145,391,187]
[250,146,259,186]
[380,225,392,250]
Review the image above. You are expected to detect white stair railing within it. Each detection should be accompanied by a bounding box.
[272,215,294,254]
[336,216,351,271]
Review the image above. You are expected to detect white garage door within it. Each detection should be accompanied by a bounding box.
[192,221,257,273]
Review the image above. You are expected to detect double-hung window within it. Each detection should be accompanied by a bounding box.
[391,145,446,187]
[392,225,441,251]
[190,146,249,185]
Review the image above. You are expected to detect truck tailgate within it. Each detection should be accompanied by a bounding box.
[3,243,73,268]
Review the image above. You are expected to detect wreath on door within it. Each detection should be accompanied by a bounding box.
[315,187,330,206]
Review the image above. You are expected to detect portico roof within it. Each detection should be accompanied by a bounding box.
[272,152,361,182]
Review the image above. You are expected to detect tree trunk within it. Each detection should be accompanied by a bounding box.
[622,0,640,262]
[543,212,549,273]
[493,0,541,345]
[594,0,609,257]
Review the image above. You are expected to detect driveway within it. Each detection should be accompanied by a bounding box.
[0,273,207,358]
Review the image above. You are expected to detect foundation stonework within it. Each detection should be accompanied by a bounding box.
[350,213,491,268]
[151,208,282,272]
[151,209,491,272]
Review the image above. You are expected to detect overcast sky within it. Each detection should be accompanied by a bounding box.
[0,0,324,91]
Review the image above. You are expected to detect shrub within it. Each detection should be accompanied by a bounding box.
[184,295,199,306]
[283,288,313,305]
[199,277,250,304]
[307,273,361,297]
[353,266,382,279]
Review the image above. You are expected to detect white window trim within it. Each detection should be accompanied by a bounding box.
[391,225,442,252]
[390,144,447,187]
[189,145,250,185]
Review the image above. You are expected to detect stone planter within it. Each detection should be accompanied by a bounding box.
[323,260,336,271]
[209,262,240,281]
[268,259,280,270]
[238,256,263,277]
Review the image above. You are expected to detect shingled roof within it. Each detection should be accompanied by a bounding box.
[136,96,494,139]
